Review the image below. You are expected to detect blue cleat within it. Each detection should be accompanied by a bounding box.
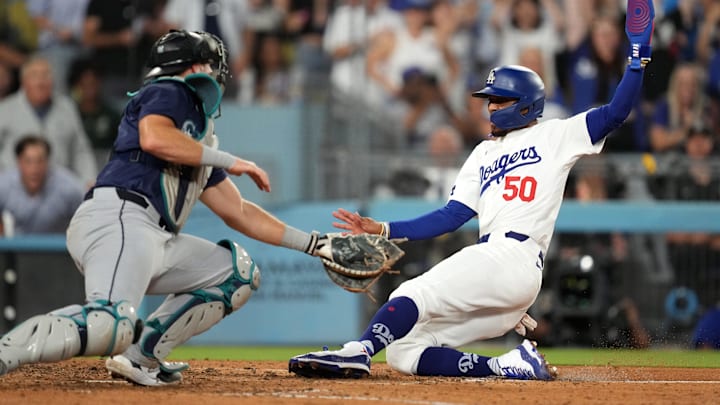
[488,339,558,381]
[289,341,371,379]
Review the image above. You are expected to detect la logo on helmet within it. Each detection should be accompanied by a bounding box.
[486,70,496,85]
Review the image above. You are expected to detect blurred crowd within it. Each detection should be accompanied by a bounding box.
[0,0,719,346]
[0,0,718,171]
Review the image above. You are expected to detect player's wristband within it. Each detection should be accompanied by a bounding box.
[200,144,235,169]
[627,44,652,70]
[281,225,314,253]
[379,222,390,238]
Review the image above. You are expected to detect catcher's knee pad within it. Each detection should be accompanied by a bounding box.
[140,239,260,360]
[0,301,138,373]
[385,340,427,375]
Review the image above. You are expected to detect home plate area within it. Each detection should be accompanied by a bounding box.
[1,359,718,405]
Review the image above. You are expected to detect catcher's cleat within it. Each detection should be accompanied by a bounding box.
[289,341,371,379]
[106,354,185,386]
[488,339,558,381]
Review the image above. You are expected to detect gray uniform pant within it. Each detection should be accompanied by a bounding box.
[66,187,234,314]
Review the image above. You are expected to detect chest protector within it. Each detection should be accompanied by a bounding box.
[157,73,223,231]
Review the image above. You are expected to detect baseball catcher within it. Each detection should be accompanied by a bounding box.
[0,29,402,386]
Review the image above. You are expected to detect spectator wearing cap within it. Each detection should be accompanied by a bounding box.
[0,135,84,236]
[0,56,97,185]
[391,66,461,152]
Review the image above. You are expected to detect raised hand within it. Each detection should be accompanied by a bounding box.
[227,158,271,192]
[332,208,383,235]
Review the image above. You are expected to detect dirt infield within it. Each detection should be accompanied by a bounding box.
[1,359,718,404]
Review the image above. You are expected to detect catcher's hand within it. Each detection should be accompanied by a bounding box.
[308,233,405,297]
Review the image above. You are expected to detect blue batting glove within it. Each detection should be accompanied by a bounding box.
[626,0,655,69]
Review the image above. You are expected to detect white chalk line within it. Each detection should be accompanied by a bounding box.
[83,380,128,384]
[83,375,720,386]
[461,378,720,384]
[223,391,461,405]
[576,380,720,384]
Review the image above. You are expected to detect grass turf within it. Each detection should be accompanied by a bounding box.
[169,345,720,368]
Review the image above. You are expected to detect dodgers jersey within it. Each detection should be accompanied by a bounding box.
[94,79,227,233]
[450,112,604,252]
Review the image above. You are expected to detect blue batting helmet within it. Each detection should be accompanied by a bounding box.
[472,65,545,130]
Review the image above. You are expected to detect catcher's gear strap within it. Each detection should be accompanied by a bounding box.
[159,118,217,232]
[218,239,261,291]
[140,240,259,360]
[0,301,139,373]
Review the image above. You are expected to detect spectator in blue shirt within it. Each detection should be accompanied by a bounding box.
[0,135,84,236]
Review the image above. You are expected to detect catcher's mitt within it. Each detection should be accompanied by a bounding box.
[316,233,405,297]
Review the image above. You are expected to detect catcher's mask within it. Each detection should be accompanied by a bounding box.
[145,29,230,93]
[472,65,545,131]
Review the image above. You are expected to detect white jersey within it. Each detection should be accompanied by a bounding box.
[449,112,604,252]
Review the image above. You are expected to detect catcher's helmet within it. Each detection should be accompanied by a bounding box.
[472,65,545,130]
[146,29,230,89]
